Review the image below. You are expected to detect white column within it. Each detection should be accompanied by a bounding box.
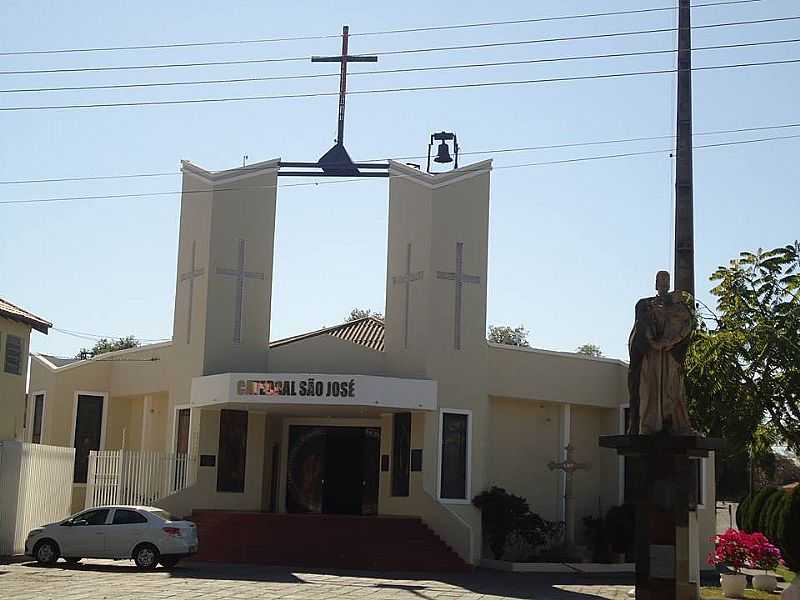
[559,404,571,524]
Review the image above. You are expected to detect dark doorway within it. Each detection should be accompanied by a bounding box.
[73,394,104,483]
[286,425,380,515]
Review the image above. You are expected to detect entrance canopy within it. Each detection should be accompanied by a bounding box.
[190,372,437,411]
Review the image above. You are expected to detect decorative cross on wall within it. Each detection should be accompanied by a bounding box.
[548,444,591,546]
[216,239,265,344]
[436,242,481,350]
[179,240,205,344]
[392,243,424,349]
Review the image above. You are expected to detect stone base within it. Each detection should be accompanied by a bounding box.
[599,434,723,600]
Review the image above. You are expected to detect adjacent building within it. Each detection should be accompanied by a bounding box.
[0,298,51,442]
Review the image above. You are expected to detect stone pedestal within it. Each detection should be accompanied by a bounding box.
[599,434,723,600]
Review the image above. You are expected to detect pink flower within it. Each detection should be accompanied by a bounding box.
[708,529,783,574]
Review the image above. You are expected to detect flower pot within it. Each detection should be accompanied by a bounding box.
[720,573,747,598]
[753,574,778,593]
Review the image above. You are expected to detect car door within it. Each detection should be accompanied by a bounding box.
[105,509,151,558]
[59,508,110,558]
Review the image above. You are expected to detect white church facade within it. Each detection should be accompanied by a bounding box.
[27,157,716,567]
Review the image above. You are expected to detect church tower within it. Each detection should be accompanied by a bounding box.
[384,159,492,523]
[171,159,279,391]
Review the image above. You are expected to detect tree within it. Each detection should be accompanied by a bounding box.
[576,343,603,357]
[345,308,383,322]
[76,336,140,360]
[687,243,800,456]
[487,325,530,347]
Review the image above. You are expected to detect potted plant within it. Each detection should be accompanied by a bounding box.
[747,532,782,593]
[708,529,750,598]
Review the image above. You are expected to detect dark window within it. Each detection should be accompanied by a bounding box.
[32,394,45,444]
[76,508,109,526]
[391,412,411,496]
[217,409,248,493]
[4,334,22,375]
[175,408,190,454]
[73,395,104,483]
[690,458,704,508]
[440,412,469,500]
[112,509,147,525]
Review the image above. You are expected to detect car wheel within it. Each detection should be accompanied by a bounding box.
[63,557,82,565]
[159,556,181,569]
[34,540,59,566]
[133,543,159,570]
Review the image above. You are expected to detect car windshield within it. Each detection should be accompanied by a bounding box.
[146,508,172,521]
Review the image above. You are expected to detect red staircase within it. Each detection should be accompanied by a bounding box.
[189,511,471,572]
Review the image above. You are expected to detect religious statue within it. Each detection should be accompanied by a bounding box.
[627,271,696,435]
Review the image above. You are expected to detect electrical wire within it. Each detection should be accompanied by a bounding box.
[3,37,798,95]
[0,0,767,57]
[2,132,798,206]
[2,15,798,76]
[1,57,797,112]
[3,121,800,185]
[52,327,170,343]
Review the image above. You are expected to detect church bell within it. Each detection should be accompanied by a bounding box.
[427,131,459,172]
[434,140,453,164]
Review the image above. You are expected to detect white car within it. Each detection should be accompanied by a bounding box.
[25,505,198,569]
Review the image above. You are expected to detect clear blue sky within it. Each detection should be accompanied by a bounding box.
[1,0,798,362]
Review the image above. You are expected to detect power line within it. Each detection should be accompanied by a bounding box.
[3,120,800,185]
[52,327,169,343]
[2,132,798,206]
[1,57,797,112]
[3,37,798,95]
[0,0,766,57]
[2,15,798,76]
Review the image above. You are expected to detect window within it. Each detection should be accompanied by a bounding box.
[31,393,45,443]
[112,509,148,525]
[217,409,248,493]
[439,411,470,501]
[690,457,706,509]
[73,394,105,483]
[391,412,411,497]
[74,508,109,526]
[4,334,22,375]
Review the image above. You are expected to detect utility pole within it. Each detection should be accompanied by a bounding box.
[674,0,695,296]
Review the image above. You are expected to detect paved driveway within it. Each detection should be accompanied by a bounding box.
[0,559,634,600]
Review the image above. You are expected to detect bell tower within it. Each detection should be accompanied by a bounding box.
[171,158,279,394]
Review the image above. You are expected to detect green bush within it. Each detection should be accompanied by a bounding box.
[606,504,636,555]
[736,493,752,530]
[760,488,784,538]
[747,486,778,532]
[772,491,793,548]
[472,487,549,560]
[777,487,800,571]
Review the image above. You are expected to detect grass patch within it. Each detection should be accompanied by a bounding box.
[701,587,780,599]
[776,566,796,583]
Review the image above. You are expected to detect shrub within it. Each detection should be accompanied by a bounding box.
[736,492,752,530]
[760,488,784,539]
[472,487,549,560]
[746,487,778,532]
[778,487,800,571]
[708,529,751,573]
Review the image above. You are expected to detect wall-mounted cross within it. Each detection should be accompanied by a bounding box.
[548,444,591,546]
[311,25,377,146]
[392,243,424,349]
[437,242,481,350]
[179,240,205,344]
[216,239,265,344]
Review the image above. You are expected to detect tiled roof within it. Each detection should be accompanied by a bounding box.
[270,316,384,352]
[38,354,81,367]
[0,297,51,334]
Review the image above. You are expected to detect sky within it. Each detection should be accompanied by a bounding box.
[1,0,798,363]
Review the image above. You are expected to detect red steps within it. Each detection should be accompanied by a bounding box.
[189,511,471,572]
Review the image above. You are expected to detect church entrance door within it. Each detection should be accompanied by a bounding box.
[286,425,380,515]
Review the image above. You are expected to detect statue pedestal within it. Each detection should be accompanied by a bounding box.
[599,434,723,600]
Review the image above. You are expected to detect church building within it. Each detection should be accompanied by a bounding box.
[28,155,716,569]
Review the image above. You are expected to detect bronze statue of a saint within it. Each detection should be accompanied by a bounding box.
[627,271,695,435]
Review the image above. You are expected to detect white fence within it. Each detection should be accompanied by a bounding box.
[85,449,197,509]
[0,442,75,555]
